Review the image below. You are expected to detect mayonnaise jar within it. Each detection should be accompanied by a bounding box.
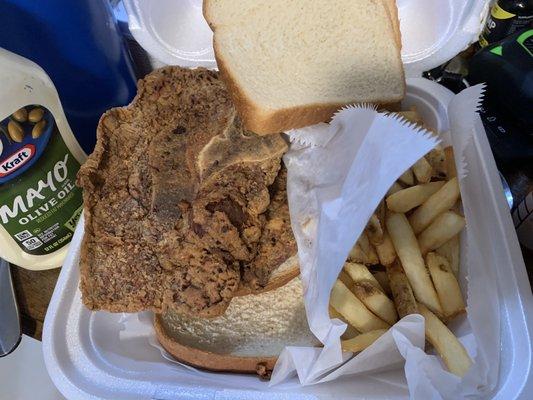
[0,49,86,269]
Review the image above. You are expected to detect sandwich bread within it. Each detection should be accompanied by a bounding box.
[155,277,318,374]
[204,0,405,134]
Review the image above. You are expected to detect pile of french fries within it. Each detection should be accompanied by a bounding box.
[329,110,472,377]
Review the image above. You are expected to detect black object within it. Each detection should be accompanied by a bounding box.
[476,100,533,162]
[480,0,533,46]
[469,28,533,162]
[470,28,533,127]
[423,56,469,94]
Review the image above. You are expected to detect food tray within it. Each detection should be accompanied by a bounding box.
[42,79,532,399]
[119,0,490,76]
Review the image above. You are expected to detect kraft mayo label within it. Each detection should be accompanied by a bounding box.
[0,105,82,256]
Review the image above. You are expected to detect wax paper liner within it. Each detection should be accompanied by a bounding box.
[121,85,499,399]
[269,85,499,399]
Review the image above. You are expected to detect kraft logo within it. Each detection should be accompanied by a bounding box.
[0,144,35,178]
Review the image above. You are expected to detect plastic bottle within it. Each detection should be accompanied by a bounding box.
[0,49,86,270]
[480,0,533,46]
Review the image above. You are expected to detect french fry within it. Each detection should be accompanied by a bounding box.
[349,232,379,265]
[409,177,461,234]
[418,303,472,377]
[387,181,404,196]
[374,230,396,266]
[377,200,386,227]
[386,181,446,213]
[418,211,466,255]
[436,235,460,275]
[338,270,354,289]
[352,281,398,325]
[451,200,463,215]
[426,252,465,318]
[386,213,443,316]
[412,157,433,184]
[386,261,418,318]
[426,146,447,179]
[366,213,384,245]
[444,146,457,179]
[372,271,391,296]
[330,280,390,332]
[348,242,366,264]
[398,168,415,186]
[341,329,388,353]
[344,262,383,291]
[329,306,360,339]
[358,233,379,264]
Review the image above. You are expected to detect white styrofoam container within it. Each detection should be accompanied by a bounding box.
[42,79,533,399]
[398,0,490,76]
[123,0,217,69]
[120,0,490,75]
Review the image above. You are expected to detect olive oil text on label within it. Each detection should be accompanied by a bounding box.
[0,154,71,224]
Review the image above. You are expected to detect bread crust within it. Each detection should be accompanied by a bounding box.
[154,314,278,374]
[204,0,406,135]
[215,46,404,135]
[234,255,299,297]
[384,0,402,49]
[383,0,406,98]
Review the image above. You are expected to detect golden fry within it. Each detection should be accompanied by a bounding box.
[418,303,472,377]
[386,261,418,318]
[418,211,466,255]
[349,232,379,265]
[426,252,465,318]
[330,280,390,332]
[426,146,447,179]
[436,235,460,275]
[352,281,398,325]
[387,181,404,196]
[329,306,360,339]
[409,177,461,234]
[386,181,445,213]
[338,269,354,289]
[344,262,383,291]
[341,329,388,353]
[386,213,443,315]
[366,213,384,245]
[398,168,415,186]
[412,157,433,184]
[444,146,457,179]
[374,230,397,266]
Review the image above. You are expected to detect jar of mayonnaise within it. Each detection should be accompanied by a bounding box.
[0,49,86,270]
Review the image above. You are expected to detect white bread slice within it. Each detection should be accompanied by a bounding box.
[204,0,405,134]
[154,276,318,374]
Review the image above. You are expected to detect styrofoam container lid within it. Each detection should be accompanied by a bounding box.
[122,0,491,74]
[399,0,490,76]
[123,0,216,69]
